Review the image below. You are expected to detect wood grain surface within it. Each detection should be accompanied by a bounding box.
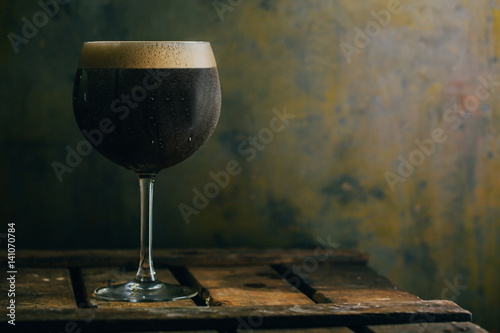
[278,263,421,304]
[4,301,471,332]
[0,268,76,310]
[187,265,314,306]
[0,249,484,332]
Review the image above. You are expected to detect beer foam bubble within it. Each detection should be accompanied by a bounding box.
[78,41,216,68]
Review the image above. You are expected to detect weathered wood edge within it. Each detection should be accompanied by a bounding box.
[2,301,471,332]
[4,248,369,267]
[365,321,490,333]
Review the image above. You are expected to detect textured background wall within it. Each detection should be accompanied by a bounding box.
[1,0,499,331]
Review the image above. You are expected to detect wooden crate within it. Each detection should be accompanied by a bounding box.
[0,249,488,332]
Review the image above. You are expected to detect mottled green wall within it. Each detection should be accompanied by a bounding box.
[1,0,499,331]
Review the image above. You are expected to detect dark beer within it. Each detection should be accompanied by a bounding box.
[73,42,221,173]
[72,41,219,302]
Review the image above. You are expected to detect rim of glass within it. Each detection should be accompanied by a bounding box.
[84,41,210,44]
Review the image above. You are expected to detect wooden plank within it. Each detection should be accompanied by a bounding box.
[278,264,420,304]
[449,322,490,332]
[2,301,471,332]
[81,268,195,308]
[366,321,489,332]
[365,323,427,333]
[4,248,368,267]
[0,268,76,310]
[187,265,314,306]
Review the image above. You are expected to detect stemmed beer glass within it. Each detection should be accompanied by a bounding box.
[72,41,221,301]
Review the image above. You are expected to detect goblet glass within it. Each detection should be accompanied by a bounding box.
[72,41,221,301]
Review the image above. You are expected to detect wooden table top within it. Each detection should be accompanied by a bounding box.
[0,248,488,332]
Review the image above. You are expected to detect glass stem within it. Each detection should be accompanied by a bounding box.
[135,173,157,283]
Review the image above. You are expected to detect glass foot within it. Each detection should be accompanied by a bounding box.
[94,280,198,302]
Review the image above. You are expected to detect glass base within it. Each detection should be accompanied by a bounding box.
[94,280,198,302]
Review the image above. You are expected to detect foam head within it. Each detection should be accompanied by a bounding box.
[78,41,217,69]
